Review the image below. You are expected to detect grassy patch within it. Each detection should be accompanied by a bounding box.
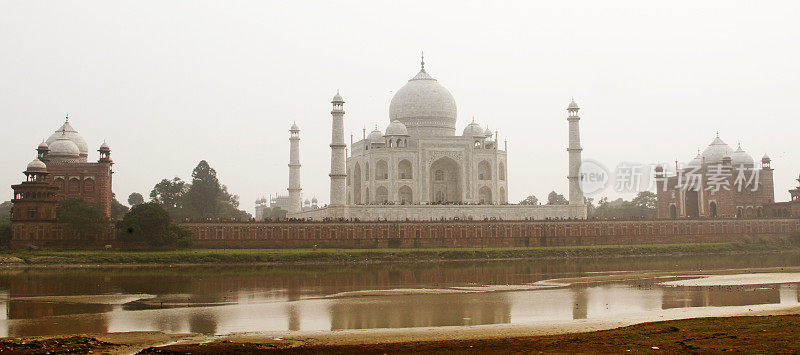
[0,241,797,265]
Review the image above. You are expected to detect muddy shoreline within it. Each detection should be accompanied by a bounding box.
[3,304,800,354]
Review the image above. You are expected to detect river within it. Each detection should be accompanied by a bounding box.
[1,252,800,338]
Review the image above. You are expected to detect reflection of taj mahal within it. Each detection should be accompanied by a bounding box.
[286,56,587,221]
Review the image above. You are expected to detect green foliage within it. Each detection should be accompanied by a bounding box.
[150,177,189,217]
[116,202,191,249]
[0,242,793,265]
[0,201,11,224]
[149,161,251,221]
[110,194,129,220]
[185,160,222,218]
[56,198,109,239]
[591,192,657,219]
[632,191,657,209]
[0,222,11,248]
[547,191,568,205]
[127,193,144,206]
[519,195,539,205]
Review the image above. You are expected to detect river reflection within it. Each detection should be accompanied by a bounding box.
[1,252,800,337]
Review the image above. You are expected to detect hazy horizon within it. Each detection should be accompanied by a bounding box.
[2,0,798,214]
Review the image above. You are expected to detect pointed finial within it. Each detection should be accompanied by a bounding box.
[65,113,69,122]
[471,116,475,123]
[716,130,719,138]
[421,51,425,70]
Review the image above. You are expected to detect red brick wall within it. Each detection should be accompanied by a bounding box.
[45,161,113,217]
[183,219,800,249]
[12,218,800,250]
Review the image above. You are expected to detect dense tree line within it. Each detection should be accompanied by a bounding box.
[519,191,657,219]
[148,160,251,221]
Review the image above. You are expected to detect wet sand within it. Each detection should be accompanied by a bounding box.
[661,272,800,287]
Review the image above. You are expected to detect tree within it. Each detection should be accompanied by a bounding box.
[150,177,188,217]
[585,197,596,217]
[590,193,656,220]
[547,191,568,205]
[0,222,10,248]
[632,191,657,210]
[184,160,222,218]
[117,202,190,249]
[128,192,144,206]
[56,198,109,240]
[110,194,129,220]
[519,195,539,205]
[0,201,11,224]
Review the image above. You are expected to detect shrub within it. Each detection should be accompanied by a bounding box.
[116,202,191,250]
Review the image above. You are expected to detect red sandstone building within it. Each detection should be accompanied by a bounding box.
[10,117,113,246]
[655,134,775,219]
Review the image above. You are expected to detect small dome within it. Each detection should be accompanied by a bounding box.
[304,199,311,205]
[26,158,47,172]
[49,134,80,157]
[37,141,49,150]
[99,141,110,151]
[731,144,754,166]
[688,152,703,167]
[332,91,343,103]
[311,197,318,203]
[568,99,579,110]
[46,119,88,156]
[462,120,485,137]
[368,127,384,140]
[385,120,408,136]
[701,135,734,164]
[484,127,492,137]
[290,122,300,131]
[762,154,771,161]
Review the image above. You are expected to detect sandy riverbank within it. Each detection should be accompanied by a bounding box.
[3,301,800,354]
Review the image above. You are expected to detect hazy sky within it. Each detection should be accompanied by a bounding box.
[2,1,798,214]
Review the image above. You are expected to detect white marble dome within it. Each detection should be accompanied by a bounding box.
[49,134,80,157]
[37,141,49,150]
[46,120,88,156]
[731,144,754,166]
[688,152,703,167]
[368,127,383,140]
[385,120,408,136]
[26,158,47,171]
[701,136,734,164]
[389,67,457,137]
[462,120,484,137]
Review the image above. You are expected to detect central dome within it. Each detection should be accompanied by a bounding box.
[389,65,457,137]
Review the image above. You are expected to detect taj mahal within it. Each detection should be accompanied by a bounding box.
[284,56,587,221]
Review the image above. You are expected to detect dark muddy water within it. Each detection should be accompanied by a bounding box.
[1,252,800,337]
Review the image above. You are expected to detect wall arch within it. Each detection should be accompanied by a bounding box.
[398,160,412,179]
[376,160,388,180]
[398,185,412,204]
[478,161,491,180]
[429,157,462,203]
[479,186,492,204]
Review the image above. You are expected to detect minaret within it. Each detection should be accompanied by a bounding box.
[567,98,584,205]
[329,91,347,206]
[288,122,302,214]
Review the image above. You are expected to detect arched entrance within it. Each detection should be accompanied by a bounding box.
[709,202,718,218]
[398,186,412,204]
[685,190,699,218]
[429,157,462,203]
[479,186,492,204]
[669,205,677,219]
